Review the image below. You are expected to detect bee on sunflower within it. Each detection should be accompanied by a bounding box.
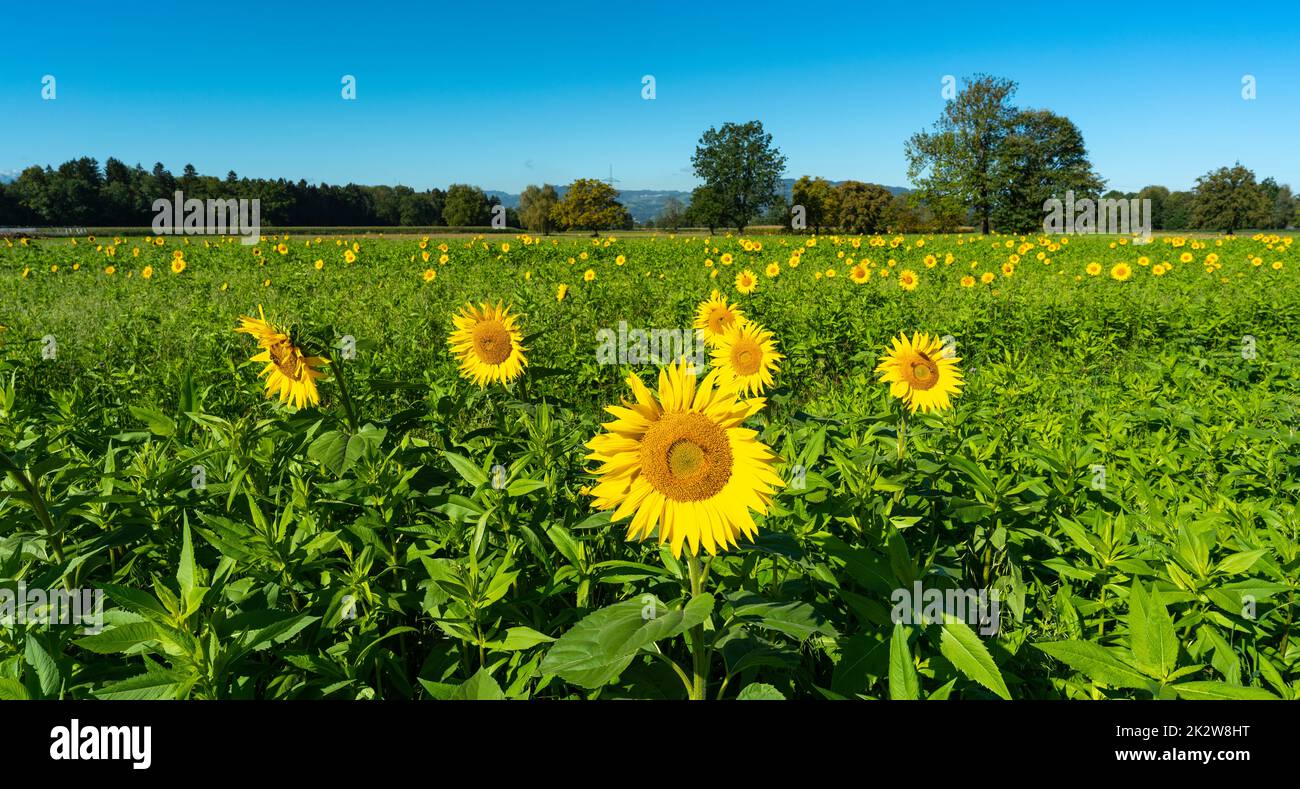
[234,306,329,408]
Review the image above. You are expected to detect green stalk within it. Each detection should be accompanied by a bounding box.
[897,408,908,462]
[331,356,360,433]
[0,450,64,565]
[686,554,709,701]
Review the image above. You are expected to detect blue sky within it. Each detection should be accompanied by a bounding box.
[3,0,1297,193]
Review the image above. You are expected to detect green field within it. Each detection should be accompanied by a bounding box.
[1,231,1297,700]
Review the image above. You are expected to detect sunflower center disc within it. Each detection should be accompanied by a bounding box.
[668,440,705,476]
[472,321,512,365]
[269,341,300,379]
[733,341,762,376]
[640,412,733,502]
[908,354,940,391]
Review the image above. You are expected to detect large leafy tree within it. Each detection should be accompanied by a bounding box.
[791,176,839,233]
[1259,177,1296,229]
[906,75,1018,234]
[684,185,727,233]
[990,109,1104,233]
[550,178,630,234]
[518,184,559,234]
[1162,191,1195,230]
[836,181,893,234]
[1192,164,1271,233]
[1137,185,1171,229]
[442,184,492,227]
[691,120,786,233]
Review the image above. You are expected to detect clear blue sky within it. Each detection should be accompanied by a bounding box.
[3,0,1296,193]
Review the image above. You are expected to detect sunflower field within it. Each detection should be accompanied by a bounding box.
[0,230,1297,701]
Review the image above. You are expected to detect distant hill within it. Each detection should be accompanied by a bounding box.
[488,180,911,224]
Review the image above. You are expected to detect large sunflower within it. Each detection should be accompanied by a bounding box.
[692,289,745,346]
[447,301,527,386]
[585,361,783,557]
[876,331,963,413]
[712,319,782,397]
[235,306,328,409]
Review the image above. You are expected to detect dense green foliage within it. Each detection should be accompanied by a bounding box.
[1,230,1296,700]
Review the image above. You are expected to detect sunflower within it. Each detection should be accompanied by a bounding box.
[1086,262,1102,276]
[735,269,758,294]
[447,302,527,386]
[583,269,596,282]
[235,306,328,409]
[850,263,870,283]
[171,259,186,274]
[584,360,784,557]
[693,289,746,346]
[876,332,964,414]
[712,319,782,397]
[898,269,918,291]
[961,275,975,288]
[556,283,569,302]
[765,262,780,278]
[980,271,995,284]
[1110,262,1132,281]
[422,268,436,282]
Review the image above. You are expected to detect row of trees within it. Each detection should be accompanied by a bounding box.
[0,158,526,228]
[0,157,643,234]
[904,75,1295,234]
[1101,169,1295,233]
[516,180,634,234]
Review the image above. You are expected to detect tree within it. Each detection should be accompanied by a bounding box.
[905,75,1018,234]
[884,193,934,233]
[760,194,791,228]
[550,178,630,234]
[1137,185,1171,229]
[442,184,491,227]
[1163,191,1194,230]
[990,109,1104,233]
[1192,164,1271,233]
[655,196,685,230]
[1259,178,1296,229]
[398,191,439,225]
[791,176,839,232]
[684,185,726,233]
[518,184,559,234]
[691,120,786,232]
[836,181,893,234]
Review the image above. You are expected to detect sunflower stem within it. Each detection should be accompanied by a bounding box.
[0,450,65,567]
[897,409,908,462]
[686,554,709,701]
[331,356,360,433]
